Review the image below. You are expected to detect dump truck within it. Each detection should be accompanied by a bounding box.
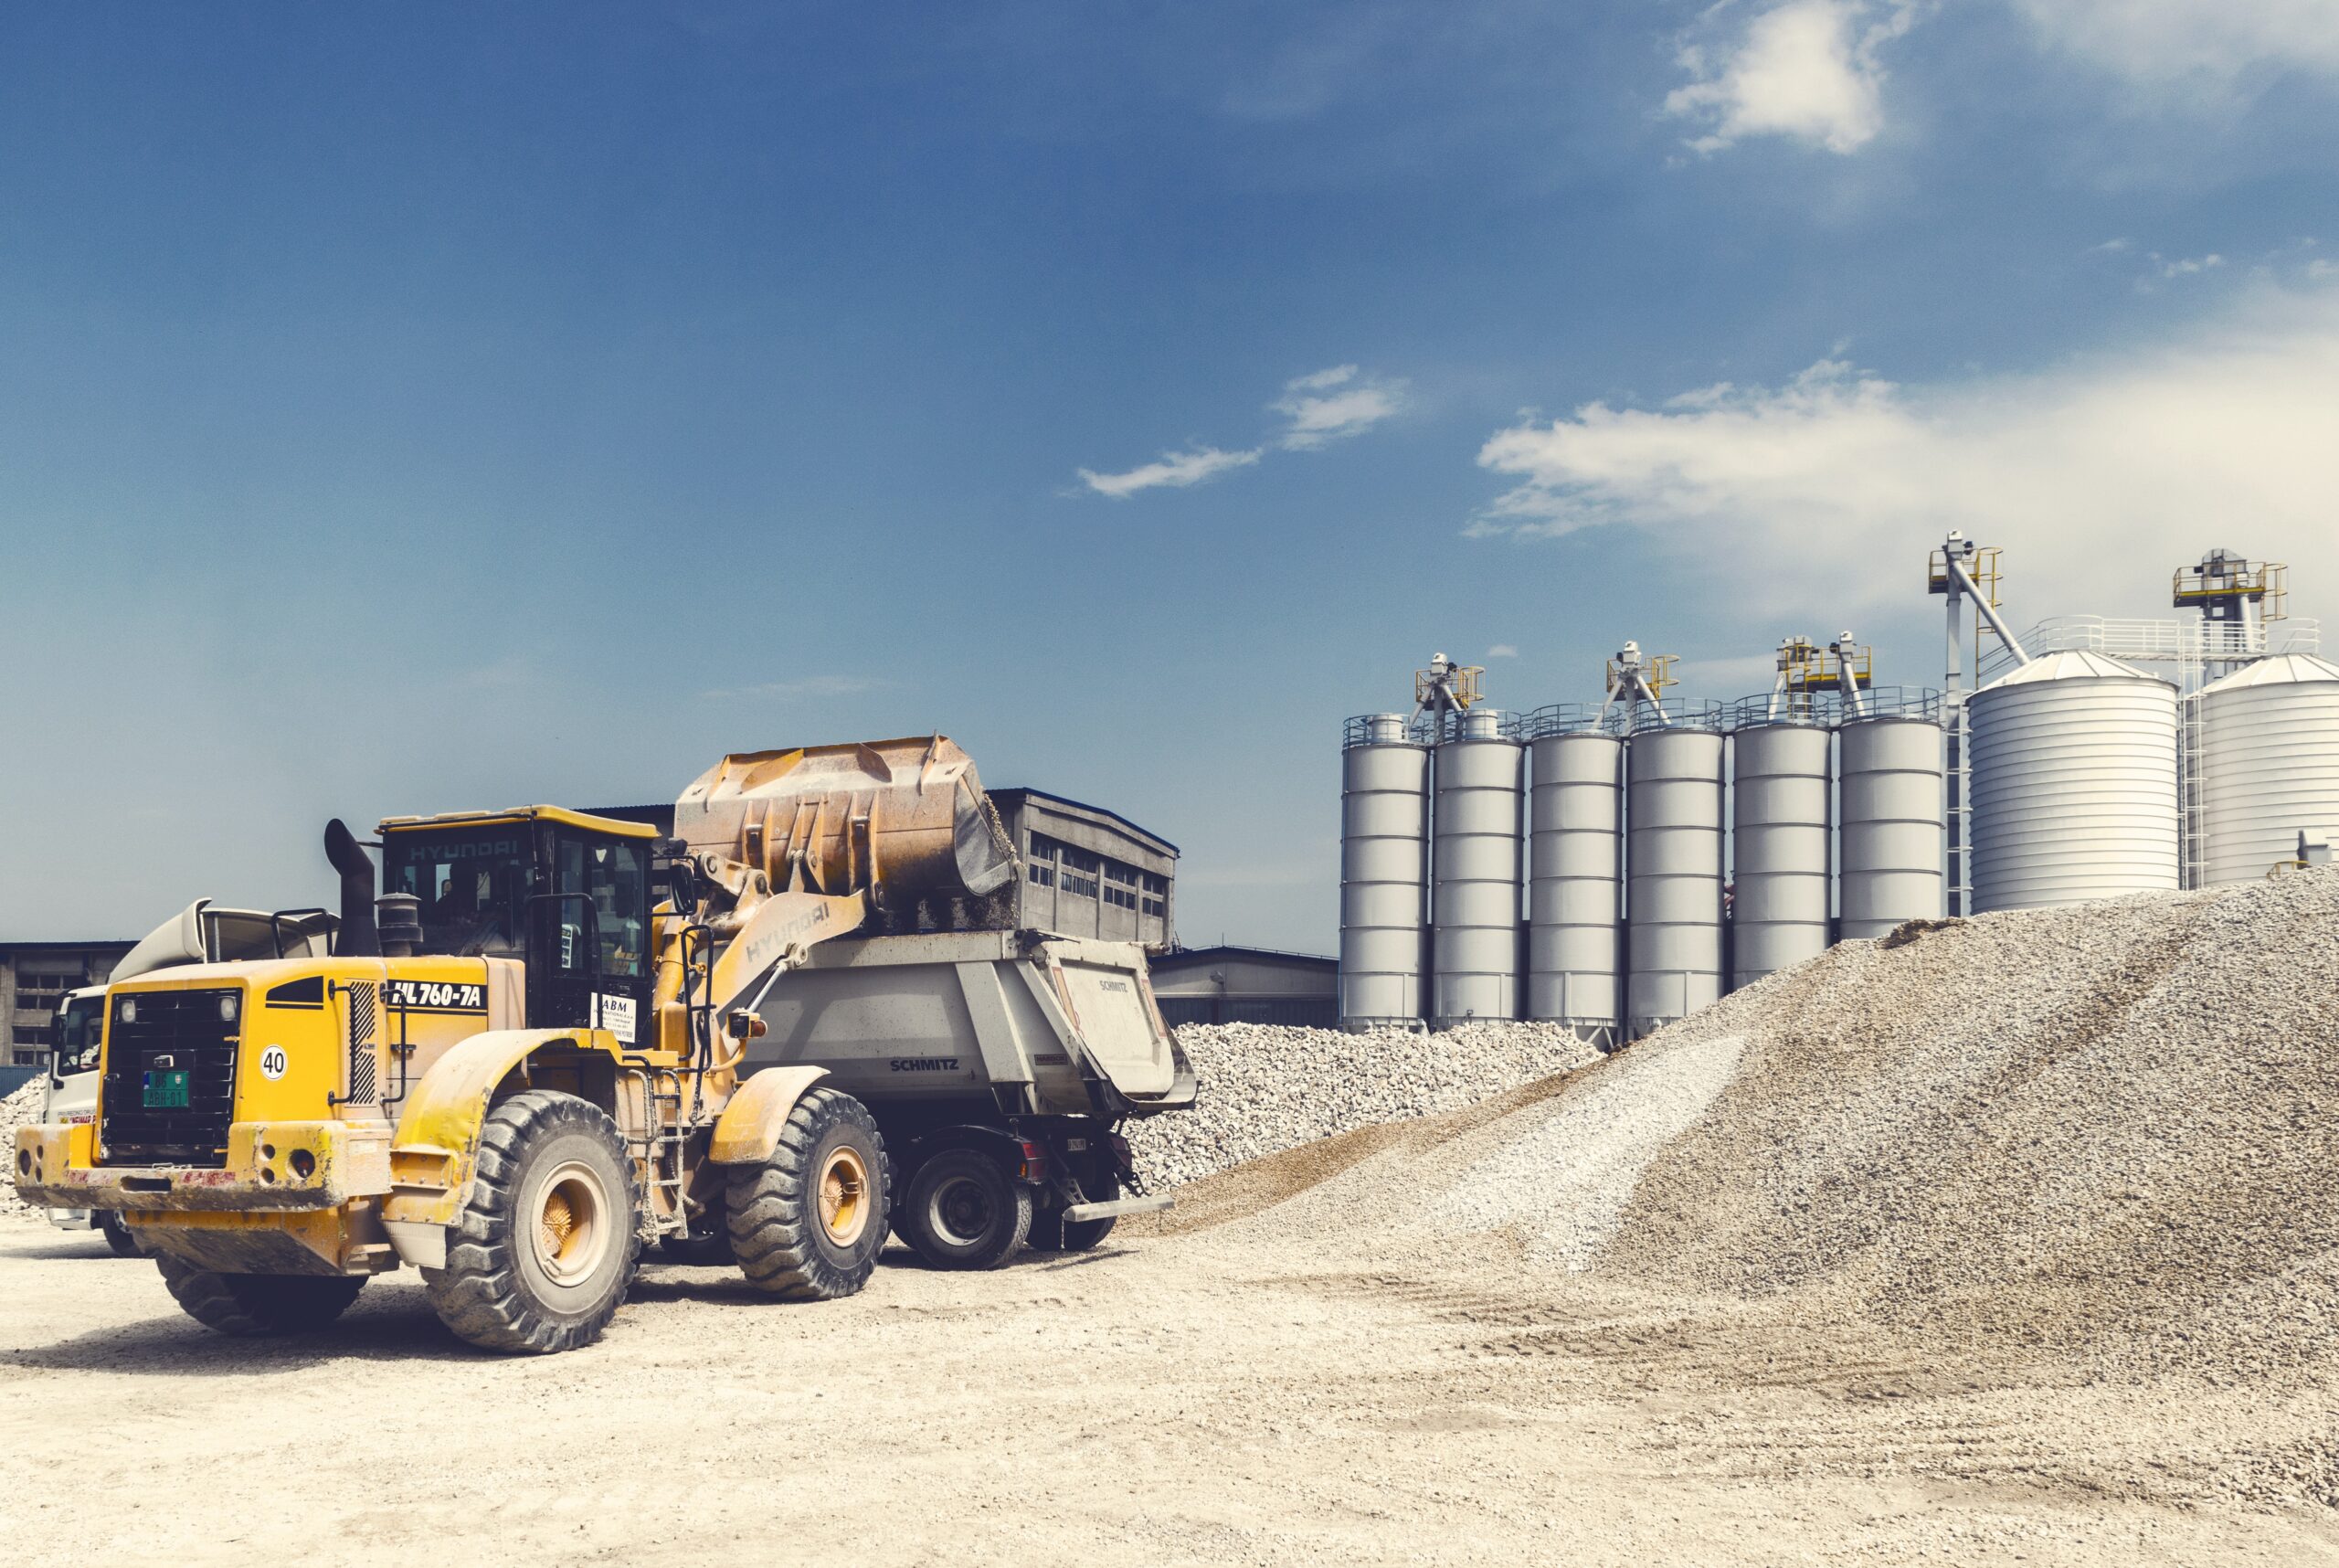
[13,737,1193,1352]
[37,902,339,1255]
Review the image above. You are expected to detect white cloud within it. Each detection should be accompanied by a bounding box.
[2009,0,2339,83]
[1270,365,1409,450]
[1665,0,1917,155]
[1075,445,1263,499]
[1074,364,1405,498]
[2154,252,2225,278]
[1466,284,2339,619]
[1487,643,1520,658]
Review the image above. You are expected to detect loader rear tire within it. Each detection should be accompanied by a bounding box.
[420,1090,641,1355]
[898,1147,1031,1270]
[156,1255,365,1336]
[725,1086,889,1300]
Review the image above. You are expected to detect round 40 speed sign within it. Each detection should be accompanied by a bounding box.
[259,1044,289,1080]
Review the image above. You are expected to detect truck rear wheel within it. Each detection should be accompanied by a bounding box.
[898,1147,1031,1270]
[1031,1178,1118,1253]
[421,1089,642,1355]
[724,1086,889,1300]
[156,1254,365,1335]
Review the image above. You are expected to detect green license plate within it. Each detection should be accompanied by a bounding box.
[143,1070,190,1109]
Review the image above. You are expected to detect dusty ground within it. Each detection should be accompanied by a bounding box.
[3,1220,2331,1564]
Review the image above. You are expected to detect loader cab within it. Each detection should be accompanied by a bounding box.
[378,807,658,1047]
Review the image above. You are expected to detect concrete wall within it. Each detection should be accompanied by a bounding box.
[992,789,1177,951]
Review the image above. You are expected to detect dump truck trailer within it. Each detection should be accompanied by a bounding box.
[13,736,1194,1353]
[748,930,1192,1264]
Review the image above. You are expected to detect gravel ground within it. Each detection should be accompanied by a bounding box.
[10,873,2337,1556]
[1127,1019,1603,1189]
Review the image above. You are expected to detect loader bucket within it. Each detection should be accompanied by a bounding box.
[673,736,1018,901]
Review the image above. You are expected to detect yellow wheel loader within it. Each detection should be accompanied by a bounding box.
[13,736,1188,1354]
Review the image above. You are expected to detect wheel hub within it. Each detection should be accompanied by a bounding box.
[819,1146,871,1246]
[531,1161,610,1285]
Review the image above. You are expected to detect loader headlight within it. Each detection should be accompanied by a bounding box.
[118,998,137,1024]
[218,993,238,1023]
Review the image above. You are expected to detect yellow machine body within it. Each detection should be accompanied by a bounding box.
[12,761,1001,1280]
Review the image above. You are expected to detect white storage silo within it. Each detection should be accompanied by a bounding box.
[2195,653,2339,885]
[1339,715,1430,1026]
[1838,714,1946,938]
[1626,726,1725,1037]
[1433,709,1524,1026]
[1968,651,2179,912]
[1730,720,1831,988]
[1527,731,1623,1044]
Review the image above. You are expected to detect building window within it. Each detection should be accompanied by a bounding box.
[1058,844,1101,901]
[14,972,72,1012]
[10,1048,48,1067]
[1139,871,1168,918]
[14,1025,51,1048]
[1103,862,1140,910]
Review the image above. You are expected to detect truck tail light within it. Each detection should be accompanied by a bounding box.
[1017,1139,1049,1181]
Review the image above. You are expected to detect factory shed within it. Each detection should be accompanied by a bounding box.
[1149,946,1338,1029]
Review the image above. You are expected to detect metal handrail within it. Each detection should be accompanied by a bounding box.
[1979,615,2323,683]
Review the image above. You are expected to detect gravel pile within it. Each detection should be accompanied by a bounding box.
[1127,1020,1603,1190]
[1610,868,2339,1378]
[1,1075,52,1225]
[1142,870,2339,1510]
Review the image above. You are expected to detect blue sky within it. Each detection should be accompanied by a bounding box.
[3,2,2334,948]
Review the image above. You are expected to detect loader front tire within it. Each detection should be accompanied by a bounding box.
[421,1090,641,1355]
[156,1255,365,1336]
[725,1086,889,1300]
[898,1147,1032,1270]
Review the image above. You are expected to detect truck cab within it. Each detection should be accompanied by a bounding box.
[34,903,337,1250]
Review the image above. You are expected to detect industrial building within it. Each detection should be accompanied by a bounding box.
[1338,542,2334,1043]
[1148,946,1338,1028]
[590,782,1177,949]
[1,938,132,1077]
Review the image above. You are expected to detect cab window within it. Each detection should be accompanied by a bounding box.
[550,832,648,980]
[384,826,531,959]
[53,994,103,1076]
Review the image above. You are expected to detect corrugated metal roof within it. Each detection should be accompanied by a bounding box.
[1978,648,2162,690]
[2197,652,2339,693]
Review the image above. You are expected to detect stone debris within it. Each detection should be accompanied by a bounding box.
[1127,1019,1603,1191]
[1,1075,51,1224]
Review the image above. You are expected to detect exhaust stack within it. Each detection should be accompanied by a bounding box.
[323,819,381,958]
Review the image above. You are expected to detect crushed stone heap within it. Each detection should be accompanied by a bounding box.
[1127,1019,1603,1191]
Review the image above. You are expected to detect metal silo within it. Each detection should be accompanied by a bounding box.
[1837,696,1947,938]
[1433,708,1524,1026]
[1968,650,2179,912]
[1527,726,1623,1045]
[1625,723,1724,1037]
[1339,715,1430,1026]
[2195,653,2339,885]
[1729,714,1831,988]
